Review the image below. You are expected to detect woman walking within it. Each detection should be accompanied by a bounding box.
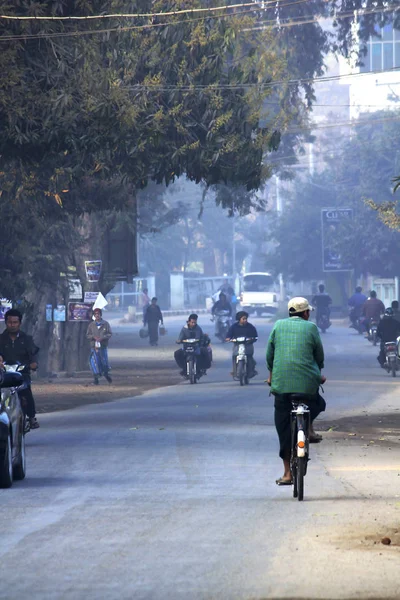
[86,308,113,384]
[144,297,163,346]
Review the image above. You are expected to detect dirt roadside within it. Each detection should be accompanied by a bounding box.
[31,322,181,414]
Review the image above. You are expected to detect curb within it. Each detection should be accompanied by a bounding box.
[162,309,209,317]
[117,308,210,324]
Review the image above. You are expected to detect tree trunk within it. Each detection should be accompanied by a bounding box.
[23,210,134,375]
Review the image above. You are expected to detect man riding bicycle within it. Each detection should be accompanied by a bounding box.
[266,297,326,486]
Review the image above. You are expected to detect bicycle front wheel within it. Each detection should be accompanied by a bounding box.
[297,456,305,501]
[292,459,298,498]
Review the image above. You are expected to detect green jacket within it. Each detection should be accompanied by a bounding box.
[266,317,324,395]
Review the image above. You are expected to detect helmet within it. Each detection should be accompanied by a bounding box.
[384,308,394,317]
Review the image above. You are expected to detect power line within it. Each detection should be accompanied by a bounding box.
[251,3,399,31]
[0,0,316,21]
[0,1,397,42]
[120,66,400,91]
[284,112,400,134]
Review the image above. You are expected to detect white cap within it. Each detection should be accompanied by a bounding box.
[287,297,313,313]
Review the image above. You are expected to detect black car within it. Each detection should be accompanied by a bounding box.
[0,368,26,487]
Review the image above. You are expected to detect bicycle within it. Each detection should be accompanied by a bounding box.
[289,393,310,501]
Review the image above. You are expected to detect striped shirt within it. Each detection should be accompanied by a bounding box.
[266,317,324,395]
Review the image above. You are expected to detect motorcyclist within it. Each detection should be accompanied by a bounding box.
[175,314,211,377]
[391,300,400,323]
[376,308,400,367]
[312,284,332,325]
[0,309,40,431]
[219,279,235,298]
[361,290,385,333]
[348,286,367,328]
[226,311,258,378]
[211,293,232,337]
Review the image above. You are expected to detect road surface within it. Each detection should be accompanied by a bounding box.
[1,316,400,600]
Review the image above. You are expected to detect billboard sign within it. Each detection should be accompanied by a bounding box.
[321,208,353,272]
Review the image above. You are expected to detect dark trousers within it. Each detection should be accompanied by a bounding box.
[148,321,159,344]
[18,375,36,418]
[274,393,325,460]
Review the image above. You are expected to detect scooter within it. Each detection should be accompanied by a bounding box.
[212,310,231,342]
[384,341,400,377]
[316,308,331,333]
[229,336,258,386]
[367,320,379,346]
[349,308,364,334]
[180,338,201,384]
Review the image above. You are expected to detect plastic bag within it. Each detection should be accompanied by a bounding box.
[139,327,149,339]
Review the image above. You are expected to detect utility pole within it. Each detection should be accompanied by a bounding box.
[232,212,236,280]
[275,176,286,302]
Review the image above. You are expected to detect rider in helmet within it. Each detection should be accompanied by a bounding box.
[376,308,400,367]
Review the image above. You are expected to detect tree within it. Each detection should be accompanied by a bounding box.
[268,110,400,285]
[0,0,374,371]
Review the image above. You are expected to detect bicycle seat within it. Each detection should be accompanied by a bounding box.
[288,393,309,403]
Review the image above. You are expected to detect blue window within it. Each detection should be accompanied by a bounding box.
[384,43,394,69]
[372,44,382,70]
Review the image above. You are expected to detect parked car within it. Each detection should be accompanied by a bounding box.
[0,367,26,487]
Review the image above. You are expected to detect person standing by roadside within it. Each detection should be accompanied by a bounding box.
[144,298,164,347]
[86,308,113,385]
[0,309,40,430]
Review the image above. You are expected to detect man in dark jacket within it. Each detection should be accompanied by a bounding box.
[0,309,40,430]
[226,311,258,378]
[211,293,232,318]
[144,297,164,347]
[377,308,400,367]
[175,314,211,376]
[211,292,232,337]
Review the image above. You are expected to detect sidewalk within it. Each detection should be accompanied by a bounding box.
[32,320,181,414]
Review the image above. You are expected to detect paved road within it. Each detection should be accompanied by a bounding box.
[1,316,400,599]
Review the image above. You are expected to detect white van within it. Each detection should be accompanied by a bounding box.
[240,272,279,316]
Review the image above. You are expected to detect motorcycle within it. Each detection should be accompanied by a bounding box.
[229,336,258,386]
[316,308,331,333]
[212,310,231,342]
[349,308,364,334]
[0,365,27,487]
[180,338,201,384]
[367,320,379,346]
[383,341,400,377]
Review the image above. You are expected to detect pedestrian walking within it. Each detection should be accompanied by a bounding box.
[86,308,113,385]
[144,298,163,346]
